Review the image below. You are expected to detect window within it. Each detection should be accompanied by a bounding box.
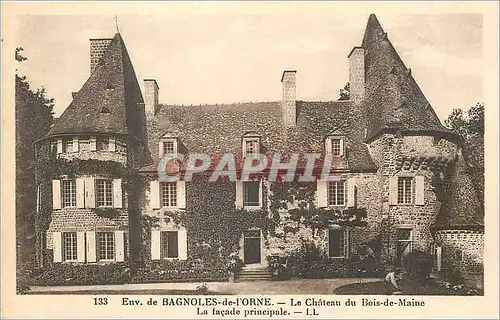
[328,228,348,258]
[243,181,260,207]
[331,139,341,156]
[161,231,179,258]
[96,179,113,207]
[161,182,177,207]
[398,177,413,204]
[63,232,77,261]
[97,137,109,151]
[327,180,346,206]
[396,228,412,266]
[64,139,73,153]
[97,232,115,261]
[61,180,76,208]
[50,140,57,154]
[244,139,259,156]
[163,141,175,155]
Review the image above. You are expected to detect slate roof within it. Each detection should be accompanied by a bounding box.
[434,152,484,229]
[140,100,377,173]
[361,14,455,141]
[45,33,148,148]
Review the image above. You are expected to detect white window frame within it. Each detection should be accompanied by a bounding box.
[325,136,344,157]
[161,230,179,259]
[96,136,110,151]
[160,182,178,208]
[243,180,261,209]
[61,179,77,208]
[63,138,74,153]
[398,177,414,205]
[242,137,260,158]
[327,180,347,207]
[97,232,115,261]
[327,227,349,258]
[96,178,113,207]
[62,232,78,262]
[160,138,178,158]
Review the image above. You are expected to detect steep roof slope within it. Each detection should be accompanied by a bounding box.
[361,14,454,141]
[434,152,484,229]
[46,33,148,146]
[140,100,377,172]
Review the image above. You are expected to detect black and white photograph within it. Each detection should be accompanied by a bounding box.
[2,2,499,319]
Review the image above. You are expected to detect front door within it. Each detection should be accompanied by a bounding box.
[244,230,261,264]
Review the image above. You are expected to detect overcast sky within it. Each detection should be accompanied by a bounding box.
[15,9,483,121]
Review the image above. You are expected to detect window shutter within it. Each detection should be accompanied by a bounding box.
[347,178,356,207]
[415,176,425,206]
[258,179,263,208]
[76,178,85,208]
[158,142,164,158]
[84,177,96,208]
[36,185,40,212]
[77,232,86,262]
[339,139,345,156]
[150,180,160,209]
[53,232,62,262]
[151,230,161,260]
[325,138,332,154]
[235,180,243,209]
[115,231,125,262]
[113,178,123,208]
[389,176,398,205]
[177,181,186,209]
[178,229,188,260]
[109,137,116,152]
[52,180,61,209]
[90,136,97,151]
[316,180,328,208]
[86,231,96,262]
[73,136,79,152]
[57,139,63,154]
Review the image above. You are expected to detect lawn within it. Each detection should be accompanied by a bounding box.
[25,289,225,295]
[334,280,469,296]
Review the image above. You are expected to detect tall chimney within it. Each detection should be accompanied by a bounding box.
[89,38,113,73]
[348,46,365,103]
[144,79,159,117]
[281,70,297,127]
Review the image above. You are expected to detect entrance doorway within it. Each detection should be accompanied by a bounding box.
[395,228,413,267]
[243,230,261,265]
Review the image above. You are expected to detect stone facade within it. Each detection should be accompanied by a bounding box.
[89,38,113,74]
[348,47,365,103]
[281,71,297,127]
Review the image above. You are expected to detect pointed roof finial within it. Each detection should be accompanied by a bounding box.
[114,15,119,33]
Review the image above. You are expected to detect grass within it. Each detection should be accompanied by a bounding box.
[334,280,467,296]
[25,289,226,295]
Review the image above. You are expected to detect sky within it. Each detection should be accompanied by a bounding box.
[14,8,483,121]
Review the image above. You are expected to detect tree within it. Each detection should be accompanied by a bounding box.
[15,48,54,265]
[444,103,484,206]
[338,82,350,101]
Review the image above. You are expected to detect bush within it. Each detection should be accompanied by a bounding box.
[131,258,228,283]
[31,263,130,286]
[402,250,433,282]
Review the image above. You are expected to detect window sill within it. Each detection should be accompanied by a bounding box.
[327,205,347,209]
[243,206,262,211]
[162,257,180,260]
[328,256,347,259]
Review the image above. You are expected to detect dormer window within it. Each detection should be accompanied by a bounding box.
[325,136,344,157]
[159,137,178,158]
[242,133,261,158]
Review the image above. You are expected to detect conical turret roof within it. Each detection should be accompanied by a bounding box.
[361,14,454,141]
[435,151,484,230]
[46,33,148,147]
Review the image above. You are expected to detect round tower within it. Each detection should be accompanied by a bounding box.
[433,151,484,289]
[34,33,149,267]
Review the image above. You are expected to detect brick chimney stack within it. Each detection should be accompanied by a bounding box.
[281,70,297,127]
[144,79,159,118]
[348,46,365,103]
[89,38,113,74]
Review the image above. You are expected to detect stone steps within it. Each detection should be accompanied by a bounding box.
[236,266,272,282]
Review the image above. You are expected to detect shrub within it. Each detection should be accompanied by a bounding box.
[31,263,130,286]
[402,250,433,282]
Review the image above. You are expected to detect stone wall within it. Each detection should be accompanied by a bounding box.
[348,47,365,103]
[90,38,113,73]
[435,229,484,288]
